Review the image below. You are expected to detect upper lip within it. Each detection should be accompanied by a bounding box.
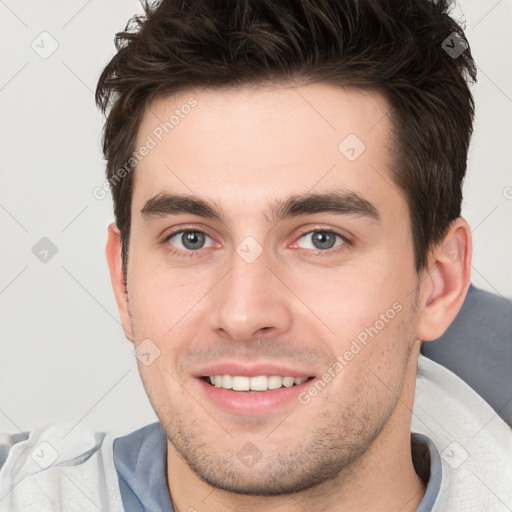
[193,362,316,378]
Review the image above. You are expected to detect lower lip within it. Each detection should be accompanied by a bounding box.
[196,377,315,416]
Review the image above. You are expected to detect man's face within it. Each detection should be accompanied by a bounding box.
[124,83,425,494]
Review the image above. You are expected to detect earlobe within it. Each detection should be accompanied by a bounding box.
[416,217,472,342]
[105,222,135,342]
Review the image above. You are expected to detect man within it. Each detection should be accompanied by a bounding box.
[1,0,511,511]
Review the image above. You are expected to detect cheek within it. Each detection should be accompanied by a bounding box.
[137,357,193,426]
[309,269,415,382]
[127,247,201,335]
[294,264,408,339]
[327,304,417,422]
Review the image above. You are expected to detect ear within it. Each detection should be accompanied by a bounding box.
[105,222,135,343]
[416,217,472,341]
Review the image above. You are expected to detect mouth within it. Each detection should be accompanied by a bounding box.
[200,375,315,392]
[195,371,317,416]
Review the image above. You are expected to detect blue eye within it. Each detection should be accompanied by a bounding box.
[296,230,348,251]
[162,227,351,258]
[164,230,216,252]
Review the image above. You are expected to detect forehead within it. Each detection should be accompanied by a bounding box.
[131,82,404,223]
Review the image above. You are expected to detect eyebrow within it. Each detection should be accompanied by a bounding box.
[140,190,381,225]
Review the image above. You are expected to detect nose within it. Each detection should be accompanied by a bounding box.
[208,246,293,342]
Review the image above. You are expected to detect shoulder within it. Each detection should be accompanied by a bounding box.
[413,355,512,511]
[0,423,124,512]
[421,284,512,426]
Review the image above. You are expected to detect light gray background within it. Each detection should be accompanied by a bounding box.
[0,0,511,434]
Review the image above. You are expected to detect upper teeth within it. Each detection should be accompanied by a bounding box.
[208,375,308,391]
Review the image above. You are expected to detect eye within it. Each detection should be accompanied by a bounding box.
[162,227,350,258]
[164,230,217,254]
[294,229,349,252]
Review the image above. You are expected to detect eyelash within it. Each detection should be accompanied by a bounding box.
[162,227,352,258]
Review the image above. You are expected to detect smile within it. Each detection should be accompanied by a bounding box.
[203,375,312,391]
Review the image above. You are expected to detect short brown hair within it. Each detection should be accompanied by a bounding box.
[96,0,476,282]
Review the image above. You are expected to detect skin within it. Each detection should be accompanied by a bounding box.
[106,82,472,512]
